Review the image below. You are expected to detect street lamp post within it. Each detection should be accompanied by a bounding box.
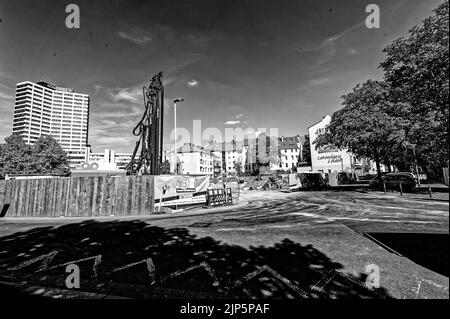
[412,145,421,187]
[173,97,184,174]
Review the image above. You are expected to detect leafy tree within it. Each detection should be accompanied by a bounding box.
[0,134,32,178]
[300,134,311,166]
[0,134,70,178]
[30,135,70,176]
[380,1,449,168]
[160,160,171,174]
[233,161,243,176]
[314,80,409,186]
[315,1,449,186]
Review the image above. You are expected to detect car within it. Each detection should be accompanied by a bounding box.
[369,172,418,191]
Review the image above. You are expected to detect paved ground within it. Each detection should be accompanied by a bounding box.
[0,189,448,299]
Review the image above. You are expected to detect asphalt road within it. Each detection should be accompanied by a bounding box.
[0,190,448,299]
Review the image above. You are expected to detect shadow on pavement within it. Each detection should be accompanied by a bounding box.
[365,233,448,277]
[0,220,391,299]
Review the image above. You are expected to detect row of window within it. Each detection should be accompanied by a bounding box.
[16,90,88,101]
[17,84,88,98]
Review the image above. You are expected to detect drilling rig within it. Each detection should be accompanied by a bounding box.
[126,72,164,175]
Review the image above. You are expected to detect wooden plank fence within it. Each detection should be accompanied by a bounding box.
[0,176,154,218]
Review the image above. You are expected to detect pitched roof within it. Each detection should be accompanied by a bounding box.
[279,135,301,149]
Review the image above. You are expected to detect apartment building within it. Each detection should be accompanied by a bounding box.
[223,140,248,174]
[176,143,214,175]
[12,81,90,168]
[276,135,304,170]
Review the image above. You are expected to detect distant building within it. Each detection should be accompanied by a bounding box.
[176,143,214,175]
[203,140,224,173]
[203,140,248,175]
[222,140,248,174]
[12,81,90,168]
[275,135,304,171]
[86,148,135,171]
[244,133,280,174]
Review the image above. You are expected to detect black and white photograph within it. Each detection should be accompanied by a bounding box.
[0,0,448,310]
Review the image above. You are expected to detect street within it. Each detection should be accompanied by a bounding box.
[0,189,448,299]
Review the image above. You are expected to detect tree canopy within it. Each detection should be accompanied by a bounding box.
[0,134,33,179]
[0,134,70,179]
[314,1,449,183]
[300,134,311,166]
[380,1,449,168]
[30,135,71,176]
[315,80,409,183]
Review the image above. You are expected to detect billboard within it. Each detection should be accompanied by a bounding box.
[154,175,210,207]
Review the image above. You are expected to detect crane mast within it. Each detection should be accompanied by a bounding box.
[126,72,164,175]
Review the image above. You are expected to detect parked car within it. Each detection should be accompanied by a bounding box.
[369,172,418,191]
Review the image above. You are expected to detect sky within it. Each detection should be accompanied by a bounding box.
[0,0,444,152]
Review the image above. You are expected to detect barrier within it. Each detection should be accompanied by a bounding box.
[0,176,154,218]
[206,188,233,207]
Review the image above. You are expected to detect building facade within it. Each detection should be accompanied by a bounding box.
[275,135,304,171]
[86,149,134,171]
[12,81,90,168]
[177,143,214,175]
[308,115,358,173]
[223,140,248,175]
[203,140,248,175]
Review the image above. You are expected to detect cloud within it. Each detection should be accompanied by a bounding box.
[347,48,358,56]
[227,105,241,110]
[94,84,104,92]
[225,120,240,125]
[321,22,363,46]
[235,113,244,119]
[0,81,15,140]
[308,77,331,87]
[0,91,13,100]
[163,77,176,86]
[187,79,199,87]
[314,22,364,65]
[292,77,332,94]
[118,28,152,46]
[317,47,337,65]
[107,86,142,103]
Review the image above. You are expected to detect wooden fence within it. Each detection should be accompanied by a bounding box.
[0,176,154,218]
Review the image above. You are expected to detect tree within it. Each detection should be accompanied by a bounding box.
[300,135,311,166]
[246,133,279,175]
[314,80,409,186]
[0,134,33,178]
[233,161,243,176]
[160,160,171,174]
[30,135,70,176]
[0,134,70,178]
[380,1,449,168]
